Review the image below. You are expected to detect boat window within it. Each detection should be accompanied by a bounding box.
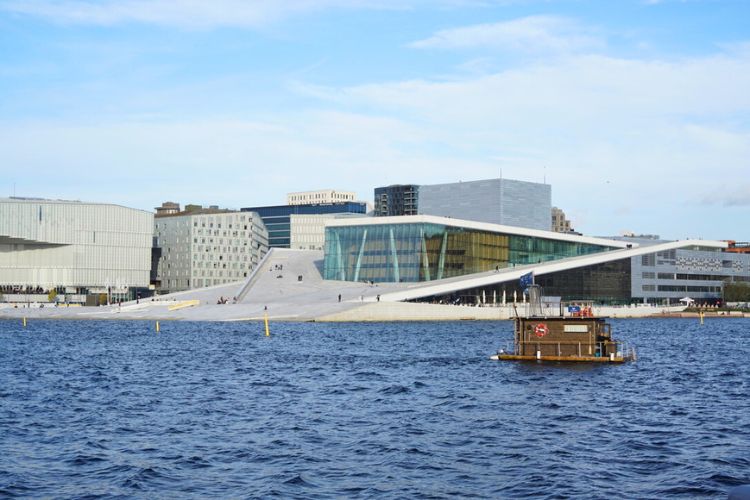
[564,325,589,333]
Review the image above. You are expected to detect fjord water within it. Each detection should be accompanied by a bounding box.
[1,319,748,499]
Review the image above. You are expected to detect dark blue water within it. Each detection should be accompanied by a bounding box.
[1,319,748,499]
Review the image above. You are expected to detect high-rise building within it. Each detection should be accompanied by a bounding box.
[374,185,419,216]
[0,197,153,302]
[153,207,268,293]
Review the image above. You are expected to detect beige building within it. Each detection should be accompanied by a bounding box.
[290,213,367,251]
[551,207,574,233]
[287,189,356,206]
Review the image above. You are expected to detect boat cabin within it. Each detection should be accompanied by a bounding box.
[492,287,635,363]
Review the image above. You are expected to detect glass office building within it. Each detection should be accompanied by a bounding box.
[241,202,368,248]
[323,221,618,283]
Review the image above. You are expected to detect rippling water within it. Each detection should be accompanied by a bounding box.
[1,318,748,498]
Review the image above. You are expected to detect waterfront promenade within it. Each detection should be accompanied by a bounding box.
[1,249,741,323]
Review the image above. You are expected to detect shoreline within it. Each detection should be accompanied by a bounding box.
[1,307,747,324]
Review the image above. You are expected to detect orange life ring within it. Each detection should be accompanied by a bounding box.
[534,323,549,337]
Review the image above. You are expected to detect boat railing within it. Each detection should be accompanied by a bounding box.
[497,340,636,360]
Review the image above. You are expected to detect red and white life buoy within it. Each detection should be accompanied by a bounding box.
[534,323,549,337]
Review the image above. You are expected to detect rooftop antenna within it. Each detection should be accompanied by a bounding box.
[543,166,546,184]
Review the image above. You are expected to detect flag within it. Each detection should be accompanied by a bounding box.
[519,272,534,290]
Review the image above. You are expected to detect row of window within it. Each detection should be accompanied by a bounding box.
[192,260,250,269]
[190,218,251,229]
[642,284,722,293]
[642,272,750,282]
[193,229,253,237]
[162,269,249,279]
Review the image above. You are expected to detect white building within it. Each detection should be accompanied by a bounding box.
[154,210,268,293]
[290,213,367,251]
[287,189,356,206]
[0,197,153,300]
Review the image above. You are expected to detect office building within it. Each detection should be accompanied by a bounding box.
[241,202,368,249]
[622,235,750,303]
[154,207,268,293]
[287,190,356,206]
[374,185,419,217]
[0,197,153,302]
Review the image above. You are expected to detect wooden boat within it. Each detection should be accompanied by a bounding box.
[491,286,636,363]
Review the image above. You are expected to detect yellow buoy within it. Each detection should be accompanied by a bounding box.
[23,317,27,328]
[264,312,270,337]
[156,321,160,333]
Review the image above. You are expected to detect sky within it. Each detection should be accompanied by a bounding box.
[1,0,748,241]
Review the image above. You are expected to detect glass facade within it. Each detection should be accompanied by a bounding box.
[324,222,618,283]
[242,202,367,248]
[535,259,632,303]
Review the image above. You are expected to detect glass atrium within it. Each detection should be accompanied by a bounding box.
[323,222,618,283]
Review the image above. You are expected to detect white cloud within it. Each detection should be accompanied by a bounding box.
[289,47,750,238]
[409,16,603,53]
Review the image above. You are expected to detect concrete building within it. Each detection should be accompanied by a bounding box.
[287,189,356,206]
[241,202,368,249]
[551,207,574,233]
[154,208,268,293]
[374,185,419,216]
[0,197,153,302]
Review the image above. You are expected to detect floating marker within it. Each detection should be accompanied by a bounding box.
[23,317,27,328]
[700,311,704,325]
[264,312,270,337]
[156,321,160,333]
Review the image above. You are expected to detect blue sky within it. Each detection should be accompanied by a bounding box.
[1,0,748,240]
